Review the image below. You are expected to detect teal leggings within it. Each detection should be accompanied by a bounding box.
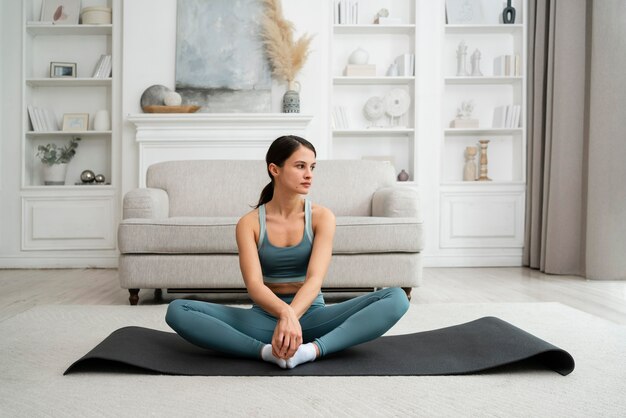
[165,287,409,359]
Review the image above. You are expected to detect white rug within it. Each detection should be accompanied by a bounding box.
[1,302,625,417]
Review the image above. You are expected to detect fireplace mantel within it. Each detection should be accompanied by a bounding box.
[128,113,313,186]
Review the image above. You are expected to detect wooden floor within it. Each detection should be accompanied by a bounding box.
[1,267,625,325]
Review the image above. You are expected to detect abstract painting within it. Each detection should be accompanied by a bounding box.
[175,0,272,113]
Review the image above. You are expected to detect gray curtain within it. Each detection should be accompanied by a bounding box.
[525,0,626,279]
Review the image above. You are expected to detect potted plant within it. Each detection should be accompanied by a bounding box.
[36,137,80,185]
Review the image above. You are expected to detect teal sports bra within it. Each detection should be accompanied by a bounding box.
[257,200,314,283]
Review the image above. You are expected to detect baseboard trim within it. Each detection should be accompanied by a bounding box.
[0,256,119,269]
[423,254,523,267]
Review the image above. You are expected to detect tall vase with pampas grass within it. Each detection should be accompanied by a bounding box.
[261,0,313,113]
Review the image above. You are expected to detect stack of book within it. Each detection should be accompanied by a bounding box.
[395,53,415,76]
[492,105,521,128]
[344,65,376,76]
[493,55,521,76]
[92,54,112,78]
[331,106,349,129]
[27,105,58,132]
[334,0,359,24]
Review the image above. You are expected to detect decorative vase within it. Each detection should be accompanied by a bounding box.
[348,47,369,65]
[397,169,410,181]
[282,80,301,113]
[42,163,68,185]
[93,110,110,131]
[502,0,516,24]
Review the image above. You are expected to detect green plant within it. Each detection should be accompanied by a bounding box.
[36,137,80,165]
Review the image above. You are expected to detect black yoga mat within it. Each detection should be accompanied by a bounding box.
[64,316,574,376]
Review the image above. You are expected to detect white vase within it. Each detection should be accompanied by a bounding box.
[42,163,68,185]
[93,110,110,131]
[348,47,369,65]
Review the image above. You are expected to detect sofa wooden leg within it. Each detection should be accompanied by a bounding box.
[154,288,163,301]
[129,289,140,305]
[401,287,412,301]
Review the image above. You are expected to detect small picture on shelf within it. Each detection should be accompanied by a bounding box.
[40,0,81,25]
[445,0,485,24]
[62,113,89,132]
[50,62,76,78]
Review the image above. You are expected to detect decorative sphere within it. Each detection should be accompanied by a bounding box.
[164,91,182,106]
[95,174,106,183]
[80,170,96,183]
[348,47,369,65]
[140,84,170,109]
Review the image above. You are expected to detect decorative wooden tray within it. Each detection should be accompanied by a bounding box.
[142,105,200,113]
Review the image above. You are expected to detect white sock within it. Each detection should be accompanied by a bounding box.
[286,343,317,369]
[261,344,287,369]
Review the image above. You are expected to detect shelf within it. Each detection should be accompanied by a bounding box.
[26,131,112,137]
[445,24,523,34]
[26,78,112,87]
[333,24,415,35]
[333,129,414,137]
[445,76,523,85]
[21,185,115,192]
[444,128,523,136]
[333,76,415,85]
[26,23,112,36]
[439,182,526,191]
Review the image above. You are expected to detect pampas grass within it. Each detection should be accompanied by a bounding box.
[261,0,313,83]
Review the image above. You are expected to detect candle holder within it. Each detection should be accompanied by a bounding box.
[477,139,492,181]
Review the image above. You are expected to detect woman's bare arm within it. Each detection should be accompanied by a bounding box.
[289,206,336,318]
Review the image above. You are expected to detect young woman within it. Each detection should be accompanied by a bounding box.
[166,135,409,369]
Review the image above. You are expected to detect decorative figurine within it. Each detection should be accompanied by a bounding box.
[95,174,106,183]
[463,146,478,181]
[456,41,469,76]
[503,0,516,24]
[477,139,492,181]
[470,49,483,76]
[451,100,479,128]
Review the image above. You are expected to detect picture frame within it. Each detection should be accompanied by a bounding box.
[50,62,77,78]
[445,0,486,24]
[62,113,89,132]
[40,0,81,25]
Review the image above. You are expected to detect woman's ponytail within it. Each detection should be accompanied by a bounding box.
[255,181,274,208]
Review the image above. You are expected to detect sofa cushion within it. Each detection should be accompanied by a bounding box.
[118,217,423,254]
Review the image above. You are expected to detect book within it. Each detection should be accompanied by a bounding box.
[344,64,376,76]
[492,105,507,128]
[27,105,40,131]
[395,54,414,76]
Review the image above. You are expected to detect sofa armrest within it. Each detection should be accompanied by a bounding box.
[122,188,169,219]
[372,186,421,220]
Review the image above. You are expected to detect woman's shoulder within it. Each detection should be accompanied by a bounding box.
[237,208,260,229]
[310,203,335,223]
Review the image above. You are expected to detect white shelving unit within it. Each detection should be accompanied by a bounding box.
[329,0,417,182]
[437,0,527,264]
[20,0,120,257]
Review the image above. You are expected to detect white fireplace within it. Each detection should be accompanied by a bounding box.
[128,113,313,186]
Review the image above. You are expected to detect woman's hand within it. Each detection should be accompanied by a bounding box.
[272,306,302,359]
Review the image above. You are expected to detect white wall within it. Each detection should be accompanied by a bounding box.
[0,1,24,257]
[120,0,330,196]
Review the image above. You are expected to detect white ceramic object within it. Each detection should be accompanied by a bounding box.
[384,89,411,117]
[164,91,182,106]
[348,47,369,65]
[93,110,110,131]
[42,163,68,185]
[80,7,112,25]
[363,96,385,127]
[386,63,399,76]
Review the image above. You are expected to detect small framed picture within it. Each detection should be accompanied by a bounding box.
[40,0,81,25]
[62,113,89,131]
[50,62,77,78]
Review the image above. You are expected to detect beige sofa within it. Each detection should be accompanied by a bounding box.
[118,160,424,305]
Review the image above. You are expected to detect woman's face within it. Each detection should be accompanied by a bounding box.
[270,145,316,195]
